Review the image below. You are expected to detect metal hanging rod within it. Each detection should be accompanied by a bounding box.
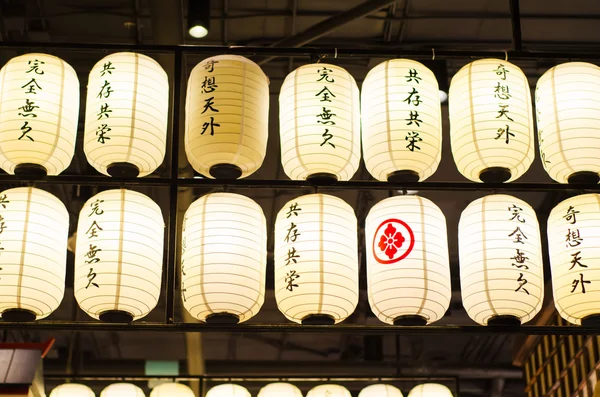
[43,375,456,382]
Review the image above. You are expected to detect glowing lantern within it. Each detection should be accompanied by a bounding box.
[0,53,79,176]
[150,383,195,397]
[84,52,169,177]
[362,59,442,182]
[359,384,403,397]
[449,59,534,182]
[407,384,453,397]
[207,384,251,397]
[274,193,358,324]
[50,384,95,397]
[365,195,451,325]
[0,187,68,322]
[185,55,269,179]
[74,189,164,322]
[307,385,351,397]
[258,382,303,397]
[459,194,543,325]
[279,63,361,182]
[181,192,267,324]
[101,383,145,397]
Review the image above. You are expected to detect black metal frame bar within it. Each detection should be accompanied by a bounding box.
[43,375,457,382]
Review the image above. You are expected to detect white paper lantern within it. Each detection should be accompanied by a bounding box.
[279,63,361,182]
[185,55,269,179]
[74,189,164,322]
[365,195,451,325]
[407,383,453,397]
[307,385,351,397]
[84,52,169,177]
[0,53,79,176]
[536,62,600,184]
[50,384,95,397]
[150,383,195,397]
[459,194,544,325]
[362,59,442,182]
[359,384,403,397]
[449,59,534,182]
[181,192,266,324]
[101,383,145,397]
[274,193,359,324]
[207,384,251,397]
[258,382,303,397]
[0,187,68,321]
[548,194,600,325]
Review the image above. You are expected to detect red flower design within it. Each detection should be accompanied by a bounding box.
[378,223,405,259]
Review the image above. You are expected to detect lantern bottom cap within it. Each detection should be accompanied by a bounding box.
[306,173,338,185]
[301,314,336,325]
[1,309,36,322]
[479,167,511,183]
[107,162,140,178]
[387,170,420,183]
[14,163,47,178]
[487,315,521,327]
[581,314,600,327]
[209,164,243,180]
[393,315,427,326]
[99,310,134,323]
[205,313,240,325]
[568,171,600,184]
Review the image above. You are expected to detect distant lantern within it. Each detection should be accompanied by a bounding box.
[101,383,145,397]
[449,59,534,183]
[274,193,358,324]
[307,385,352,397]
[258,383,303,397]
[207,384,251,397]
[0,53,79,177]
[185,55,269,179]
[536,62,600,184]
[181,192,267,324]
[362,59,442,182]
[365,195,451,326]
[279,63,361,183]
[407,383,453,397]
[50,384,95,397]
[0,187,69,322]
[359,384,404,397]
[84,52,169,178]
[548,194,600,325]
[74,189,164,323]
[459,194,543,326]
[150,383,195,397]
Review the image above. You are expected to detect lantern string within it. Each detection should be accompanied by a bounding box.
[504,50,508,61]
[432,48,435,60]
[334,48,338,59]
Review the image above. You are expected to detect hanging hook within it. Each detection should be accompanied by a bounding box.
[431,48,436,60]
[504,50,509,62]
[334,48,338,59]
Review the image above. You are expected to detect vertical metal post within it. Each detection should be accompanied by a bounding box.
[509,0,523,51]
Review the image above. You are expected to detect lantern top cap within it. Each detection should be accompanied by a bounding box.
[91,51,166,72]
[453,57,523,74]
[197,54,269,81]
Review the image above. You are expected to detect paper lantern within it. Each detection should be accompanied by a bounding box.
[362,59,442,182]
[548,194,600,325]
[279,63,361,182]
[407,383,453,397]
[365,195,451,325]
[449,59,534,182]
[101,383,145,397]
[536,62,600,184]
[50,384,95,397]
[258,382,303,397]
[459,194,543,325]
[0,53,79,176]
[74,189,164,322]
[181,192,266,324]
[150,383,195,397]
[84,52,169,177]
[359,384,403,397]
[307,385,351,397]
[207,384,251,397]
[274,193,359,324]
[185,55,269,179]
[0,187,68,322]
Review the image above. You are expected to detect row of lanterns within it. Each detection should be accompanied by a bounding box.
[2,52,600,184]
[1,185,599,327]
[48,382,453,397]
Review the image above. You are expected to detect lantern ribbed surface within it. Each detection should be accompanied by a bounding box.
[365,195,451,325]
[361,59,442,182]
[0,187,69,320]
[359,384,404,397]
[207,384,251,397]
[449,59,534,182]
[459,194,544,325]
[101,383,145,397]
[181,192,267,323]
[258,382,303,397]
[84,52,169,177]
[535,62,600,183]
[307,385,352,397]
[548,194,600,325]
[407,383,453,397]
[0,53,79,175]
[74,189,164,321]
[50,384,96,397]
[150,383,195,397]
[185,55,269,179]
[279,63,361,181]
[274,193,359,324]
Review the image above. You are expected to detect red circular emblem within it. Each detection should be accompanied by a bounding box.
[372,218,415,264]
